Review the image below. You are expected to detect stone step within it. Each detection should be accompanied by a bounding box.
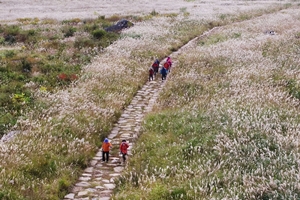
[65,63,169,200]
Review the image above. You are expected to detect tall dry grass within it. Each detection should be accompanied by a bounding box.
[0,0,296,199]
[113,4,300,200]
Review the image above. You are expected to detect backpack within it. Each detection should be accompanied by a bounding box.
[149,68,154,75]
[152,63,158,68]
[164,62,169,70]
[160,67,167,75]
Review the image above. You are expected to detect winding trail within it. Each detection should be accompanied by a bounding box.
[63,27,219,200]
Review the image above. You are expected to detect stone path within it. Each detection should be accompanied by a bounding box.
[64,72,167,200]
[63,26,219,200]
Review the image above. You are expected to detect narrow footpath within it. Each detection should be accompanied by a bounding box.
[63,27,218,200]
[64,73,167,200]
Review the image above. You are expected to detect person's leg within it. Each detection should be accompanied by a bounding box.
[102,151,105,161]
[122,153,127,162]
[106,151,109,162]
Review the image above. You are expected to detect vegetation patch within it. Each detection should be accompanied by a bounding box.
[0,16,122,136]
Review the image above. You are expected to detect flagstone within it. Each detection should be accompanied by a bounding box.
[113,166,124,173]
[69,71,169,198]
[75,182,91,187]
[104,184,115,189]
[64,193,75,199]
[95,185,105,190]
[90,160,98,166]
[79,177,91,181]
[109,173,121,177]
[99,197,110,200]
[93,156,102,161]
[78,191,89,196]
[82,173,92,177]
[102,179,110,183]
[84,167,93,173]
[96,152,102,157]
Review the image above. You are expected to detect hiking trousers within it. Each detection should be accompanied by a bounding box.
[102,151,109,162]
[149,75,153,81]
[121,152,127,162]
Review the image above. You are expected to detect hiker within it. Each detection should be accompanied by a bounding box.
[102,138,112,163]
[149,67,154,81]
[120,139,129,163]
[166,56,172,66]
[152,59,160,76]
[163,61,170,73]
[166,56,172,72]
[160,66,167,81]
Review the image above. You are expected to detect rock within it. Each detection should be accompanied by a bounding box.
[105,19,134,32]
[64,193,75,199]
[103,183,115,189]
[78,190,89,196]
[113,166,124,173]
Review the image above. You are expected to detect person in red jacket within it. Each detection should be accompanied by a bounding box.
[149,67,154,81]
[120,139,129,163]
[163,62,170,73]
[166,56,172,72]
[102,138,112,163]
[152,59,160,76]
[166,56,172,66]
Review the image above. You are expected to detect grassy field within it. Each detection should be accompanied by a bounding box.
[0,0,299,199]
[112,4,300,200]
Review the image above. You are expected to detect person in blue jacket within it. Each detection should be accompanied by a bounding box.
[160,66,167,81]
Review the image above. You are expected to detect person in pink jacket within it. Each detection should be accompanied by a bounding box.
[120,139,129,163]
[166,56,172,72]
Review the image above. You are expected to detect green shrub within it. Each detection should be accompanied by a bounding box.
[0,36,5,44]
[20,59,32,73]
[150,9,159,16]
[58,177,71,198]
[83,23,99,32]
[148,183,169,200]
[4,35,15,44]
[170,188,191,200]
[4,25,21,36]
[0,190,21,200]
[92,29,106,39]
[4,50,15,58]
[0,93,11,106]
[62,26,77,37]
[40,63,63,74]
[23,154,57,179]
[0,112,15,135]
[286,79,300,99]
[74,37,95,48]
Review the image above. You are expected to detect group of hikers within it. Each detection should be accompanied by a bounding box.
[149,56,172,81]
[101,56,173,164]
[102,138,129,164]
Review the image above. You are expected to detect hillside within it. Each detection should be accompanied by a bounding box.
[0,0,299,199]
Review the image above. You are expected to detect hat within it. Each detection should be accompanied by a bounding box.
[104,138,109,143]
